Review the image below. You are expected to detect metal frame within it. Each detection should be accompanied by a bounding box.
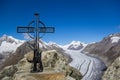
[17,13,55,72]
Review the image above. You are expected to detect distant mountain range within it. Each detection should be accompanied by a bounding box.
[0,33,120,80]
[0,34,86,70]
[0,34,87,65]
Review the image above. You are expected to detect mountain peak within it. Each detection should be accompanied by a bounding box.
[109,33,120,37]
[62,41,87,50]
[0,34,9,40]
[2,34,7,37]
[70,41,81,45]
[1,34,14,41]
[0,34,25,44]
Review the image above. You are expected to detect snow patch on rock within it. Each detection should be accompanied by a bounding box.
[111,36,120,43]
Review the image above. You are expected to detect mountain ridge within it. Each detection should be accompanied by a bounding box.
[82,33,120,66]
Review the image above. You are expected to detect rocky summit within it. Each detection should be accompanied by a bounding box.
[0,50,82,80]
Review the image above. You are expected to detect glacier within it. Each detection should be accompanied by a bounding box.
[64,47,106,80]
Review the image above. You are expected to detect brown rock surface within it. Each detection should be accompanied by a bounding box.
[0,50,82,80]
[14,71,66,80]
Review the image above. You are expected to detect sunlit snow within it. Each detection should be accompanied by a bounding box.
[111,36,120,43]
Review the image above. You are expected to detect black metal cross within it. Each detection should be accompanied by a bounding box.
[17,13,55,72]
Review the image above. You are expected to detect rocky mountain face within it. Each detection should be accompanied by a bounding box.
[82,33,120,66]
[102,56,120,80]
[0,50,82,80]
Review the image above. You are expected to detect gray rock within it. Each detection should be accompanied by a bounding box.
[102,56,120,80]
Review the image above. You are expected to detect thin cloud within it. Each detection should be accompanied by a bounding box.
[22,33,31,39]
[117,25,120,29]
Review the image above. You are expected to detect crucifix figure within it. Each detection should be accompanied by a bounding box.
[17,13,55,72]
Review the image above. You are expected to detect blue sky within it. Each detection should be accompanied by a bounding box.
[0,0,120,44]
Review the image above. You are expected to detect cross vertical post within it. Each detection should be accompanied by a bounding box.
[33,13,43,72]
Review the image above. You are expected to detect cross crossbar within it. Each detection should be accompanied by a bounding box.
[17,27,34,33]
[38,27,55,33]
[17,27,55,33]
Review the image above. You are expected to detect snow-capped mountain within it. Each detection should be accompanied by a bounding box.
[62,41,87,50]
[0,34,24,44]
[0,35,88,53]
[0,34,62,53]
[0,34,25,54]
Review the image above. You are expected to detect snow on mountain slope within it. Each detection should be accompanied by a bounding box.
[64,49,106,80]
[38,39,50,49]
[0,34,24,44]
[111,36,120,43]
[0,41,23,53]
[109,33,120,43]
[0,34,63,55]
[48,42,63,48]
[62,41,87,50]
[0,34,25,54]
